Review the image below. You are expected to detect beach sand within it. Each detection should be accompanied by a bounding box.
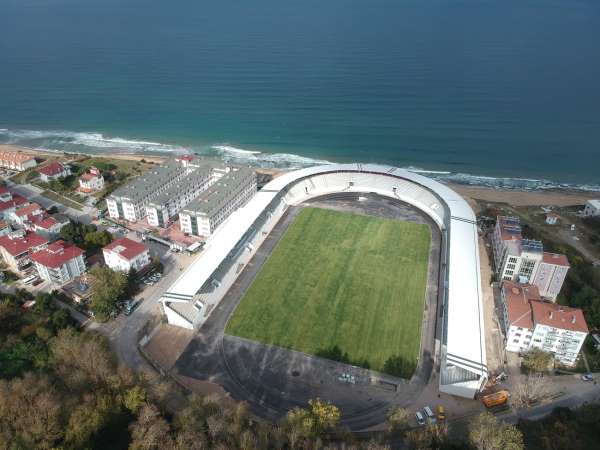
[1,143,595,207]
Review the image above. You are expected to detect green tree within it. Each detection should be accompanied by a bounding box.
[124,386,148,414]
[84,229,113,250]
[522,348,553,373]
[284,398,341,440]
[469,412,524,450]
[89,266,127,321]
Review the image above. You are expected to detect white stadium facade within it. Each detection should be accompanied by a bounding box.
[160,163,487,399]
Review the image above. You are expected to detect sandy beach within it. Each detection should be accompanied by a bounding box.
[1,143,596,208]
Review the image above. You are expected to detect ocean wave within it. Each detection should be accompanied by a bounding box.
[209,144,332,168]
[0,128,187,153]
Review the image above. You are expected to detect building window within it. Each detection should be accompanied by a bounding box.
[513,339,519,343]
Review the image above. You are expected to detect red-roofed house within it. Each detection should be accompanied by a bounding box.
[0,151,37,171]
[78,167,105,193]
[30,213,70,239]
[0,190,29,220]
[102,237,150,273]
[501,281,588,366]
[0,230,49,272]
[9,202,44,226]
[38,161,71,182]
[31,240,86,285]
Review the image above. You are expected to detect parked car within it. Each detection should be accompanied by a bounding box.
[423,406,436,423]
[581,373,594,382]
[415,411,425,426]
[124,299,141,316]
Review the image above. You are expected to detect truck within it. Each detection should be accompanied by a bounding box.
[481,390,509,409]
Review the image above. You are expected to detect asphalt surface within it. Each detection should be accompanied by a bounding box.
[173,193,442,430]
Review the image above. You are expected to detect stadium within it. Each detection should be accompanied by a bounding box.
[161,164,487,421]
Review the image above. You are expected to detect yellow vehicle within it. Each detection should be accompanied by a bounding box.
[481,390,509,408]
[436,405,446,421]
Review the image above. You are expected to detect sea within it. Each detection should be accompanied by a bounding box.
[1,0,600,191]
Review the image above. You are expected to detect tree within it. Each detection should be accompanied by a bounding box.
[468,412,524,450]
[89,266,127,321]
[387,407,411,434]
[124,386,148,414]
[521,348,553,373]
[84,229,113,250]
[0,373,64,449]
[512,374,551,408]
[284,398,341,440]
[129,404,174,450]
[50,328,117,389]
[405,423,449,450]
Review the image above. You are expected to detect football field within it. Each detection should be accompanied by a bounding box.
[225,207,431,378]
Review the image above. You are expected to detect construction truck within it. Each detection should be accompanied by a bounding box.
[481,390,510,409]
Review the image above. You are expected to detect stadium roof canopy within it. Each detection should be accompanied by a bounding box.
[161,163,487,398]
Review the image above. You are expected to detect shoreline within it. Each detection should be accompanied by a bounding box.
[1,143,596,207]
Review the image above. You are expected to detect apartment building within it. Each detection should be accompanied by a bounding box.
[491,216,569,301]
[29,214,70,240]
[31,240,86,285]
[0,151,37,171]
[106,159,188,222]
[179,167,257,237]
[78,167,105,193]
[145,164,223,228]
[501,281,588,367]
[9,202,44,226]
[0,230,49,272]
[38,161,71,182]
[103,237,151,273]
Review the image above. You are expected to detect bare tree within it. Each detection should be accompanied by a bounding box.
[468,412,524,450]
[129,404,174,450]
[512,373,551,408]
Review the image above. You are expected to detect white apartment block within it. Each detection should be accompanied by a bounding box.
[501,281,588,367]
[492,216,569,301]
[179,167,257,237]
[102,237,151,273]
[31,241,86,285]
[583,199,600,217]
[106,159,189,222]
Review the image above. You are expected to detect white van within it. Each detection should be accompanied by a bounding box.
[423,406,436,423]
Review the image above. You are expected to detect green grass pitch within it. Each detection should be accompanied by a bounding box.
[225,207,431,378]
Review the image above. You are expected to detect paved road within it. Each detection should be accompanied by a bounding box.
[5,180,93,224]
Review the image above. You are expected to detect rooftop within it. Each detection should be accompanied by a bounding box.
[502,281,540,329]
[0,231,48,256]
[103,237,149,260]
[148,163,217,208]
[543,252,570,267]
[531,301,588,334]
[0,151,36,163]
[587,199,600,209]
[38,161,67,176]
[497,216,523,241]
[110,159,186,203]
[30,240,85,268]
[14,202,42,217]
[182,167,255,217]
[0,194,28,212]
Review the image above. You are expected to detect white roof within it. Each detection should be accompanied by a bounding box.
[162,163,486,376]
[587,199,600,209]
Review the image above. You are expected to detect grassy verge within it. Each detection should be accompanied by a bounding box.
[40,190,84,211]
[226,207,431,378]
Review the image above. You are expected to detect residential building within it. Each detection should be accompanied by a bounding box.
[102,237,151,273]
[501,281,588,366]
[30,214,70,240]
[545,212,559,225]
[0,151,37,171]
[31,240,86,285]
[145,164,220,228]
[78,166,105,193]
[0,230,49,272]
[491,216,568,301]
[9,202,44,226]
[583,199,600,217]
[0,188,29,220]
[38,161,71,182]
[179,167,257,237]
[106,159,188,222]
